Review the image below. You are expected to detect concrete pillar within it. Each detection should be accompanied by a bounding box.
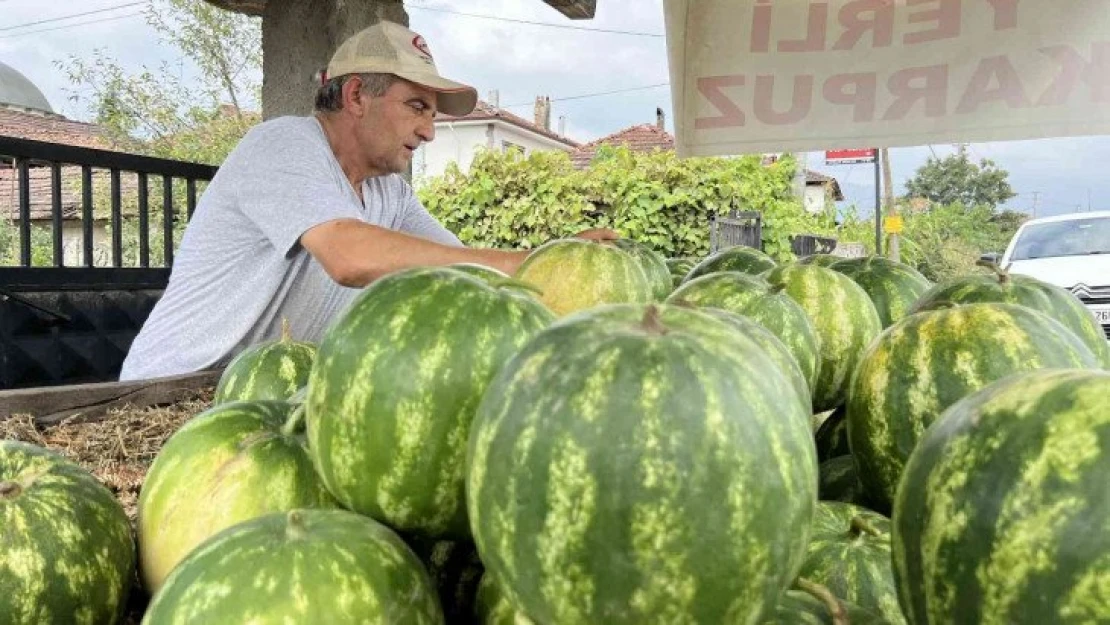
[260,0,408,119]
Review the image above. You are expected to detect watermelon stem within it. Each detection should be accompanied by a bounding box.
[641,305,668,335]
[281,405,306,437]
[0,481,20,498]
[795,578,848,625]
[281,318,291,342]
[286,510,308,539]
[849,515,883,538]
[975,259,1012,284]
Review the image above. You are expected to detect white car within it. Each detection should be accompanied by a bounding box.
[990,210,1110,342]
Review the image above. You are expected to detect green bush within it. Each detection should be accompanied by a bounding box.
[418,145,836,261]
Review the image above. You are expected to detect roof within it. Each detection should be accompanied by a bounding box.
[569,123,675,168]
[0,109,131,222]
[0,108,111,150]
[0,62,53,113]
[805,169,845,201]
[435,100,579,148]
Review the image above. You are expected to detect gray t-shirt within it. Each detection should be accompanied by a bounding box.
[119,115,462,381]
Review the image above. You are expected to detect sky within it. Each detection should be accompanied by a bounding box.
[2,0,1109,219]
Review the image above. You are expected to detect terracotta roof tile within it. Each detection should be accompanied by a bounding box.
[569,123,674,168]
[0,108,110,150]
[436,100,579,148]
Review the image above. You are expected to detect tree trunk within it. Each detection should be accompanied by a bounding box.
[260,0,408,120]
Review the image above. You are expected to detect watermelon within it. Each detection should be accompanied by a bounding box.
[798,502,905,624]
[142,508,444,624]
[815,407,849,462]
[613,239,673,301]
[306,267,554,538]
[213,319,316,404]
[797,253,844,267]
[683,245,777,283]
[762,264,883,413]
[848,302,1101,510]
[763,585,889,625]
[910,267,1110,367]
[665,257,700,287]
[699,307,812,409]
[513,239,652,316]
[0,441,134,625]
[667,271,820,397]
[894,369,1110,625]
[466,303,817,625]
[405,535,485,624]
[137,400,335,593]
[475,573,535,625]
[828,257,932,328]
[449,263,545,299]
[818,456,870,507]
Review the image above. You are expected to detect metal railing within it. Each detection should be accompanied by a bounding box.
[0,135,218,272]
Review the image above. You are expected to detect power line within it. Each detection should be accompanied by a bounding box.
[408,5,664,37]
[0,11,145,39]
[500,83,670,108]
[0,2,147,32]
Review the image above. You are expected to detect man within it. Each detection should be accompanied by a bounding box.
[119,21,614,381]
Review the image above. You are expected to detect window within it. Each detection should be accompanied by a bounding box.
[1011,216,1110,260]
[501,140,526,155]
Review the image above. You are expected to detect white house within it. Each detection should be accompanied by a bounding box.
[803,170,845,216]
[414,95,579,184]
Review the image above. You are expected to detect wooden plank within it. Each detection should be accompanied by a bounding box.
[0,371,221,426]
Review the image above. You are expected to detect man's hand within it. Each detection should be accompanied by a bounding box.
[572,228,621,242]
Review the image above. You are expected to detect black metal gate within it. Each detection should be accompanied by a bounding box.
[1,136,217,389]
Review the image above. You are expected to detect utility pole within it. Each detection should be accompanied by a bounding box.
[881,148,899,262]
[1031,191,1040,218]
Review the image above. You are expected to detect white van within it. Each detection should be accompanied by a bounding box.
[990,210,1110,341]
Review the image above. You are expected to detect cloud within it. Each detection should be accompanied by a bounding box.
[3,0,1109,219]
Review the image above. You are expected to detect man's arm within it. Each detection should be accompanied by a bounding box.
[301,219,528,288]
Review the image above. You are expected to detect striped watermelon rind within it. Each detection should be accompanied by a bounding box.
[893,369,1110,625]
[682,245,777,283]
[142,508,445,624]
[613,239,674,301]
[213,319,316,404]
[0,440,135,625]
[762,263,883,413]
[667,271,821,397]
[797,253,844,268]
[514,238,653,316]
[848,302,1102,510]
[910,267,1110,367]
[828,256,932,328]
[798,501,905,624]
[475,573,536,625]
[306,267,555,539]
[817,456,871,507]
[764,584,889,624]
[466,303,817,624]
[814,407,849,462]
[137,400,336,593]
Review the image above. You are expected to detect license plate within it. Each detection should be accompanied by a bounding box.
[1089,304,1110,324]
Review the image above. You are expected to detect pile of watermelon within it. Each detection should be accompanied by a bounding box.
[2,237,1108,625]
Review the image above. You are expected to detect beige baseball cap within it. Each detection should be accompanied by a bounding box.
[326,21,478,117]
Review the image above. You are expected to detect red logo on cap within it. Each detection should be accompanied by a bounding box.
[412,35,433,61]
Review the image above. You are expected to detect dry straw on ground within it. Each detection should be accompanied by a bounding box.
[0,388,214,520]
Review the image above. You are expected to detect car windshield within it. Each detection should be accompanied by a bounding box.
[1010,217,1110,260]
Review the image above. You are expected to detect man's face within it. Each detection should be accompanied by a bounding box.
[358,79,438,175]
